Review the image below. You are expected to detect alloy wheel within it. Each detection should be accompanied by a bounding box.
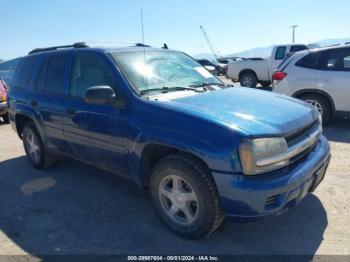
[159,175,199,225]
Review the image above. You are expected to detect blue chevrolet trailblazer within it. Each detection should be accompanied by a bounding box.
[8,43,330,239]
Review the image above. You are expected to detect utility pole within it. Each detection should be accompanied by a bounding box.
[290,25,298,43]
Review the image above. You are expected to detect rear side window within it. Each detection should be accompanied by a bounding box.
[12,56,39,89]
[45,54,68,94]
[290,45,308,53]
[320,48,350,71]
[295,52,322,69]
[275,46,287,60]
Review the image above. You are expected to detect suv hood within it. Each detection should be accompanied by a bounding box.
[157,87,318,137]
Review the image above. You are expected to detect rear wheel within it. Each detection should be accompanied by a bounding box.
[260,81,271,88]
[149,153,224,239]
[299,94,331,123]
[2,113,9,123]
[23,123,56,169]
[240,72,258,88]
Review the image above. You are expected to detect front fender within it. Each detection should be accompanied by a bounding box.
[127,126,241,186]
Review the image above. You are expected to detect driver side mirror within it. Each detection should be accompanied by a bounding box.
[85,86,116,105]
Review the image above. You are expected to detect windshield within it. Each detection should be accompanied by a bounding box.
[110,50,222,95]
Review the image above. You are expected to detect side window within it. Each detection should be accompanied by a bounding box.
[45,54,67,94]
[70,52,116,98]
[344,56,350,69]
[35,57,48,91]
[12,56,39,89]
[290,45,308,53]
[275,46,287,60]
[295,52,322,69]
[321,48,350,71]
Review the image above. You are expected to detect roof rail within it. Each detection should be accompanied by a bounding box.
[28,42,89,55]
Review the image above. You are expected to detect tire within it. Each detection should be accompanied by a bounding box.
[299,94,331,124]
[240,72,258,88]
[2,113,9,123]
[213,69,219,76]
[260,81,271,88]
[149,153,224,239]
[22,122,56,169]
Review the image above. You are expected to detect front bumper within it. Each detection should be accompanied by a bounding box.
[0,101,8,115]
[212,135,330,222]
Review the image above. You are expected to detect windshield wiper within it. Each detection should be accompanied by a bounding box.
[190,82,231,88]
[140,86,206,96]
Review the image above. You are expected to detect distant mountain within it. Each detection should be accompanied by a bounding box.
[193,37,350,60]
[192,53,216,60]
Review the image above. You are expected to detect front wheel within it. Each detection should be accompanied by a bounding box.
[149,154,224,239]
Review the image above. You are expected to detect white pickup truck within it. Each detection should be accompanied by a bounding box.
[227,44,308,88]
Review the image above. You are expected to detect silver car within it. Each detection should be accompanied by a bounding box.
[272,45,350,123]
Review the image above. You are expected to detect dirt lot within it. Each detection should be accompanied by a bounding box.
[0,111,350,256]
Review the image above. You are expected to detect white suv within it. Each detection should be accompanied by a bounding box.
[272,45,350,123]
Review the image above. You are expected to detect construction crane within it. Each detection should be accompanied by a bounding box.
[200,25,219,61]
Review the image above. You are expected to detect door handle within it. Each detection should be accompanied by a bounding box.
[66,108,76,115]
[30,100,38,107]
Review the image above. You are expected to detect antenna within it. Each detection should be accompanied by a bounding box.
[141,9,145,45]
[140,8,148,89]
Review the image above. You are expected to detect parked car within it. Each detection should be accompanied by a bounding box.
[196,59,227,75]
[227,44,309,88]
[272,45,350,123]
[0,57,22,88]
[9,43,330,239]
[0,78,9,123]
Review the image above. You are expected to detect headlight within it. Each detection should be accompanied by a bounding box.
[239,137,288,175]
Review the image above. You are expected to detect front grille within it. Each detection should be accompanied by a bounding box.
[285,119,321,164]
[286,119,319,147]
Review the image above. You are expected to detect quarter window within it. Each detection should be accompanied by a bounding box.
[70,52,116,98]
[12,56,39,89]
[295,52,322,69]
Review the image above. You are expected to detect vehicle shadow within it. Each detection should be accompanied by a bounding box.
[0,156,327,256]
[323,115,350,143]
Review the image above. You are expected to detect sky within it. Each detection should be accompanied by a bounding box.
[1,0,349,60]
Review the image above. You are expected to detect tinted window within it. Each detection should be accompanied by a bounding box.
[320,48,350,71]
[45,54,67,94]
[275,46,287,60]
[35,57,48,91]
[70,52,116,98]
[12,56,39,89]
[295,52,322,69]
[290,45,308,53]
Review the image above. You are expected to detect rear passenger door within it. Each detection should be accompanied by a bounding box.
[32,53,69,152]
[316,48,350,111]
[63,51,129,176]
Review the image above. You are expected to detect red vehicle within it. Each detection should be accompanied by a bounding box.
[0,78,9,123]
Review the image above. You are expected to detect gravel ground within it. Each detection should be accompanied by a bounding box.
[0,110,349,257]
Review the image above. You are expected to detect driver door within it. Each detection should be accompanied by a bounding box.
[63,51,129,176]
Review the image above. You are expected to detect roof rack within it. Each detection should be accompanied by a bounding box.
[28,42,89,55]
[135,43,151,47]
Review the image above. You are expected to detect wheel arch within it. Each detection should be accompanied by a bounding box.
[292,89,335,113]
[239,69,258,80]
[138,143,212,189]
